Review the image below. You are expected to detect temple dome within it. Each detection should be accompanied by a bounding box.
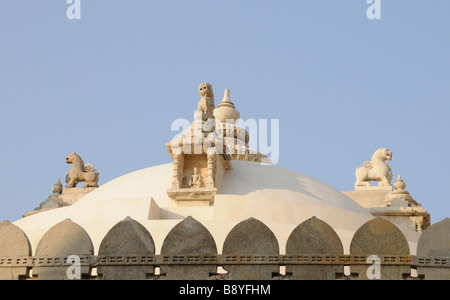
[13,160,420,255]
[11,84,422,257]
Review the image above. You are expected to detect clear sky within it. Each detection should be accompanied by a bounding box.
[0,1,449,224]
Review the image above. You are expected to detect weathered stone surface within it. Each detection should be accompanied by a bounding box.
[415,218,450,280]
[350,217,409,255]
[97,217,155,280]
[160,216,217,280]
[417,218,450,257]
[350,217,410,280]
[34,218,94,280]
[286,216,344,280]
[23,195,70,218]
[222,217,279,280]
[0,220,32,280]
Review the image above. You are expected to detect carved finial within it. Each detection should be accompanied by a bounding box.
[394,175,406,191]
[51,178,63,195]
[222,89,231,103]
[213,89,240,124]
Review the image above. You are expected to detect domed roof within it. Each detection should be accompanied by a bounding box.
[11,83,421,257]
[13,160,387,254]
[76,160,370,218]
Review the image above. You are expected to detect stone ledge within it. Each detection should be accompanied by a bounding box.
[61,187,97,205]
[354,185,393,191]
[167,187,217,206]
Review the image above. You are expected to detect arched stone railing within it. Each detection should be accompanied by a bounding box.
[33,218,94,280]
[286,216,344,280]
[97,216,156,280]
[0,215,449,280]
[349,217,411,280]
[222,217,279,280]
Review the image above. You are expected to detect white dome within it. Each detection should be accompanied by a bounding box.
[14,160,419,255]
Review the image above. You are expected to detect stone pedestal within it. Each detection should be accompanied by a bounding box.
[343,188,392,208]
[166,187,218,206]
[343,176,430,232]
[61,187,97,205]
[23,187,97,217]
[370,200,430,233]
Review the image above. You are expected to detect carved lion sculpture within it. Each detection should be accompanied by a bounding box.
[65,152,99,188]
[355,147,393,187]
[197,82,215,121]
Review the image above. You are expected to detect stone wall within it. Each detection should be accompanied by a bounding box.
[0,217,449,280]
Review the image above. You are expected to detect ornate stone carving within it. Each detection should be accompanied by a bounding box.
[24,153,99,217]
[65,152,99,188]
[171,154,182,189]
[367,175,431,232]
[166,154,220,206]
[206,153,216,187]
[384,175,415,205]
[51,178,63,195]
[415,218,424,233]
[355,147,393,189]
[189,167,203,188]
[196,82,215,122]
[166,82,273,206]
[393,174,406,191]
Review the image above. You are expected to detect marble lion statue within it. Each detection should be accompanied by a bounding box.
[355,148,393,187]
[65,152,99,188]
[197,82,215,121]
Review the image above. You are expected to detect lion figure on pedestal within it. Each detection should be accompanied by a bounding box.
[196,82,215,121]
[65,152,99,188]
[355,148,393,187]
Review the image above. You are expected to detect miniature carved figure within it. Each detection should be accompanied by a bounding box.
[189,167,203,188]
[355,147,393,187]
[65,152,99,188]
[197,82,215,121]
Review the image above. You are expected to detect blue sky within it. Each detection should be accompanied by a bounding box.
[0,1,449,223]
